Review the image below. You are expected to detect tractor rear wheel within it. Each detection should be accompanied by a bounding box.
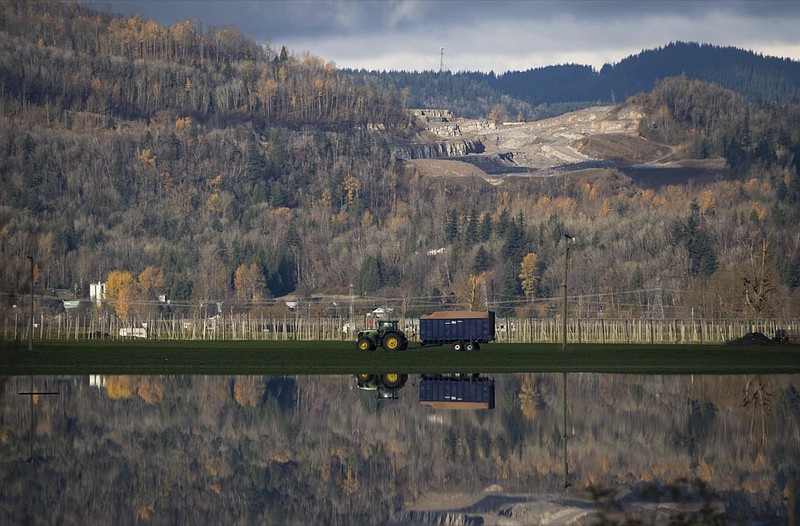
[382,373,402,388]
[382,332,402,351]
[357,337,375,351]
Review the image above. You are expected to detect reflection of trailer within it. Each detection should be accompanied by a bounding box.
[419,311,495,351]
[419,375,495,410]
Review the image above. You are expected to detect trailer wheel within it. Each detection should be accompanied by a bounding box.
[452,341,464,352]
[474,342,481,351]
[382,332,402,351]
[357,337,375,351]
[465,342,475,352]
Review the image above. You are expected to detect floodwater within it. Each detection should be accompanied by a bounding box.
[1,373,798,525]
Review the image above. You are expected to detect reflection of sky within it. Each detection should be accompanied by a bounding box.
[2,373,798,523]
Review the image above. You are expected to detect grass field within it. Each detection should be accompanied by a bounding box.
[2,340,799,376]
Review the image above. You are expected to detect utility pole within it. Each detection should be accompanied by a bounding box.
[439,47,444,74]
[562,234,574,352]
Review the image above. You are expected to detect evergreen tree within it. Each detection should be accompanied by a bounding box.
[501,221,527,266]
[464,209,480,247]
[495,209,510,237]
[357,254,385,294]
[444,208,460,242]
[473,246,491,273]
[479,212,493,241]
[683,201,719,277]
[497,263,521,317]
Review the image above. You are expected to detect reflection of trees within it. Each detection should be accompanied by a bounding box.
[518,374,545,421]
[0,374,797,523]
[742,376,772,444]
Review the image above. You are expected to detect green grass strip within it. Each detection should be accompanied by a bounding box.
[1,340,799,376]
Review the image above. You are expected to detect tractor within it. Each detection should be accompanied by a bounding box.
[356,320,408,351]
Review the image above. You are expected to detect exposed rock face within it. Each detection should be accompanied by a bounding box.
[393,139,485,160]
[428,120,497,137]
[390,510,483,526]
[409,109,454,122]
[397,104,654,179]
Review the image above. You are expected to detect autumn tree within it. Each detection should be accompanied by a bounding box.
[234,263,266,302]
[138,265,164,298]
[457,273,486,311]
[739,236,778,317]
[105,270,138,317]
[519,252,540,301]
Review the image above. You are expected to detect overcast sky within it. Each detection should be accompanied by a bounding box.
[98,1,800,73]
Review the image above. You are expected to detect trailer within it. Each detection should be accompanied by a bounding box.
[419,375,495,410]
[419,311,495,351]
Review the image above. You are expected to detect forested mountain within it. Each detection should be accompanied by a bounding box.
[347,42,800,120]
[1,1,800,322]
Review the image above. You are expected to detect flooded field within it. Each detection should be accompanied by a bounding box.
[2,373,798,524]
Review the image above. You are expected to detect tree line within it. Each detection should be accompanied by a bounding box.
[348,42,800,121]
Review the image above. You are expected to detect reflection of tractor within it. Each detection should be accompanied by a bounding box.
[355,373,408,399]
[356,320,409,351]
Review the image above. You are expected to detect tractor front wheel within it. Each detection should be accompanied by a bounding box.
[357,337,375,351]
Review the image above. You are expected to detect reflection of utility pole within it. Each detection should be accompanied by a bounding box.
[562,372,570,489]
[28,255,34,351]
[18,376,60,464]
[562,235,574,352]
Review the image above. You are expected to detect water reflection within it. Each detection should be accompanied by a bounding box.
[1,373,798,524]
[355,373,408,399]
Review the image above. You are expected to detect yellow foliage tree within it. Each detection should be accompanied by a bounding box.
[138,265,164,297]
[519,252,539,300]
[234,263,265,301]
[699,189,716,215]
[106,270,138,317]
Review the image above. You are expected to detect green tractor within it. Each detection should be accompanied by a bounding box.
[356,320,408,351]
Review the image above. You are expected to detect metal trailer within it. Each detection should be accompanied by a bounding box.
[418,375,495,410]
[419,310,495,351]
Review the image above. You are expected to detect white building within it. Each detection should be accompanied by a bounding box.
[89,282,106,305]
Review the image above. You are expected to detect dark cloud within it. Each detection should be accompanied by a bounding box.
[97,1,800,72]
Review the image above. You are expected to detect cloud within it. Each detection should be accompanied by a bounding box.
[98,0,800,72]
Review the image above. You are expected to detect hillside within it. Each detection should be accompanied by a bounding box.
[1,1,799,322]
[349,42,800,120]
